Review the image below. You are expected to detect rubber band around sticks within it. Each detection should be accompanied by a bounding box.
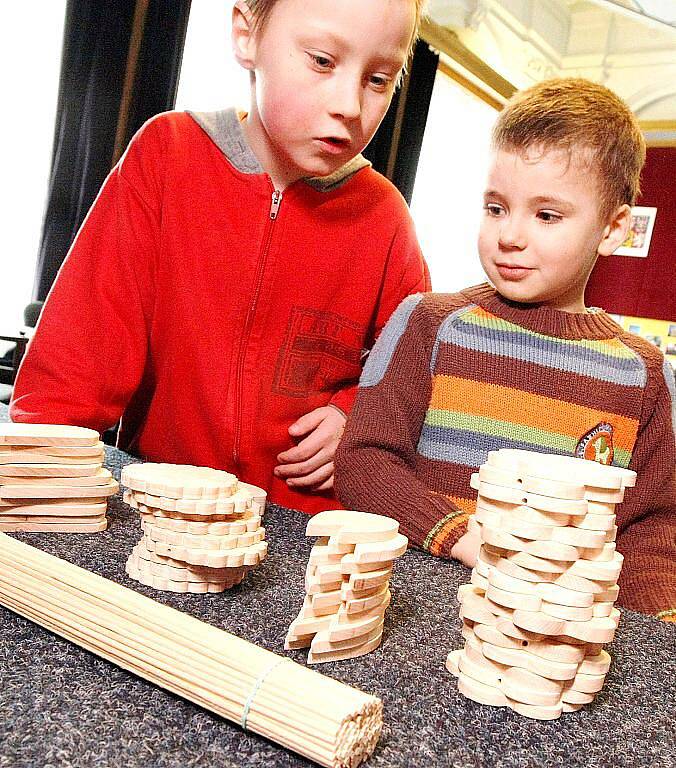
[241,657,289,730]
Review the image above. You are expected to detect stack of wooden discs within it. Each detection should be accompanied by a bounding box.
[446,448,636,719]
[0,424,117,532]
[121,463,268,594]
[285,510,408,664]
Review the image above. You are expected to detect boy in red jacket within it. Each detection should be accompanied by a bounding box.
[11,0,430,513]
[336,79,675,618]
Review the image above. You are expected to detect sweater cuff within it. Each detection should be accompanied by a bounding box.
[422,508,470,559]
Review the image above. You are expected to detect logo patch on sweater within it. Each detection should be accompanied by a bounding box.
[575,422,614,465]
[273,307,363,396]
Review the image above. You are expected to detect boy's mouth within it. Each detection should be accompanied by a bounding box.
[316,136,351,154]
[495,263,534,280]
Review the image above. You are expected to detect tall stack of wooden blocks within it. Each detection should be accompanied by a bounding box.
[121,463,267,593]
[0,424,117,532]
[285,510,408,663]
[447,448,635,719]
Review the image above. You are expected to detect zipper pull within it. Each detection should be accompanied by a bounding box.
[270,190,282,220]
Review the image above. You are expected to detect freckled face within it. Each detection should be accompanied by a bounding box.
[478,147,611,313]
[242,0,416,189]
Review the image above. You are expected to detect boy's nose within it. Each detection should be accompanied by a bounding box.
[330,77,362,121]
[498,219,527,250]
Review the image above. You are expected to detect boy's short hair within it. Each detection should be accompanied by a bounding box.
[492,78,646,220]
[246,0,427,58]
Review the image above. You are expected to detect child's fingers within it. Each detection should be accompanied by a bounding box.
[274,448,330,478]
[286,461,334,489]
[313,476,334,492]
[277,421,332,464]
[287,407,327,437]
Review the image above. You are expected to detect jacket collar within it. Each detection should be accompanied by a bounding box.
[188,108,371,192]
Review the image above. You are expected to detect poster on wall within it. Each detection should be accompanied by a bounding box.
[613,206,658,258]
[612,314,676,370]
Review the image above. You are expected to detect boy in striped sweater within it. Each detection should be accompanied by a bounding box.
[335,79,675,619]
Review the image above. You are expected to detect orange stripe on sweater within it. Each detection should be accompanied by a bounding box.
[430,375,639,451]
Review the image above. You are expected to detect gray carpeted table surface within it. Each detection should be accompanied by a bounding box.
[0,404,674,768]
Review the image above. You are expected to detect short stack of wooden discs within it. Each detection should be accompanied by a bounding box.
[285,510,408,664]
[446,448,636,719]
[121,463,268,594]
[0,423,117,532]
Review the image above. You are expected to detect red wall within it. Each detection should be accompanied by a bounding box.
[585,147,676,320]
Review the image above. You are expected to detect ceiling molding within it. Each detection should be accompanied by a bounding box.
[420,17,517,99]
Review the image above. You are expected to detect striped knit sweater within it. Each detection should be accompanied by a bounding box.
[335,284,676,618]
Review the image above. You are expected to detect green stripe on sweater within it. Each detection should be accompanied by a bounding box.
[424,409,632,467]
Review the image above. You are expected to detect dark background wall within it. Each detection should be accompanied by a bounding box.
[586,147,676,321]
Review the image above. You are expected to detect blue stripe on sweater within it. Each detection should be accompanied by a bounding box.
[417,424,570,465]
[436,312,647,387]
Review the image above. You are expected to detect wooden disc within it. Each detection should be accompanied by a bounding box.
[0,423,99,447]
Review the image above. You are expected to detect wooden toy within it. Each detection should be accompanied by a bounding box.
[131,544,250,584]
[0,513,107,525]
[457,672,509,707]
[500,667,563,706]
[141,521,265,551]
[0,502,107,517]
[126,488,261,516]
[0,440,104,457]
[307,628,383,664]
[0,479,118,499]
[455,451,631,720]
[126,555,234,594]
[0,519,108,532]
[0,426,112,533]
[524,492,587,515]
[0,533,384,768]
[0,423,99,447]
[508,551,568,573]
[121,463,238,500]
[285,510,406,665]
[139,511,261,536]
[149,538,268,569]
[305,509,399,543]
[0,463,107,478]
[121,462,269,593]
[488,448,635,489]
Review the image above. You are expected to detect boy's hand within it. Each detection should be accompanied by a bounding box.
[274,406,346,492]
[450,528,481,568]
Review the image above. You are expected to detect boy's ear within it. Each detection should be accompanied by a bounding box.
[597,204,633,256]
[232,0,257,71]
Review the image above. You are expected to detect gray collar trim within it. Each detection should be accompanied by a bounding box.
[188,108,371,192]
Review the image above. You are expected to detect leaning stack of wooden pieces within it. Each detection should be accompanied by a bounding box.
[446,448,636,720]
[285,510,408,664]
[0,423,117,532]
[121,463,268,594]
[0,533,383,768]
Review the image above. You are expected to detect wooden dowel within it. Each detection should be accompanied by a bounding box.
[0,534,382,768]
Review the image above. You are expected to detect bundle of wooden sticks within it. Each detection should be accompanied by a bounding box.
[0,532,383,768]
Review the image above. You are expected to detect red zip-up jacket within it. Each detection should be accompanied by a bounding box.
[10,110,430,513]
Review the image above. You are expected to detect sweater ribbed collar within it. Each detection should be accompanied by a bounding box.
[460,284,623,341]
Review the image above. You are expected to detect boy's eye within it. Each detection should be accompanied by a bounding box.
[369,74,392,90]
[538,210,562,224]
[484,203,504,217]
[307,52,333,70]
